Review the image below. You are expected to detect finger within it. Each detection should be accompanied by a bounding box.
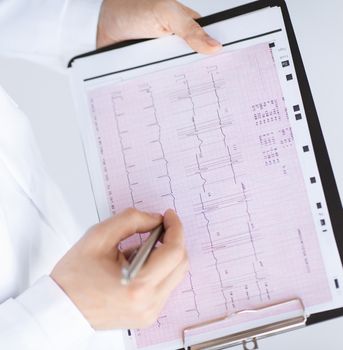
[178,3,201,19]
[161,3,222,54]
[161,209,184,245]
[158,248,189,293]
[121,246,139,260]
[97,208,163,250]
[153,258,189,311]
[138,209,186,284]
[117,250,129,265]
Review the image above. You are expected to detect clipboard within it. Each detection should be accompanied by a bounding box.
[182,298,307,350]
[68,1,343,349]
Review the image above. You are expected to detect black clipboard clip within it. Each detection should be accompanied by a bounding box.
[183,299,307,350]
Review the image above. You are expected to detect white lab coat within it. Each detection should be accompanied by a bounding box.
[0,1,110,349]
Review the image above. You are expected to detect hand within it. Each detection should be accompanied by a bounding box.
[97,0,222,54]
[51,208,188,330]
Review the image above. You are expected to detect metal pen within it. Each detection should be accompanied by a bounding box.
[121,224,165,285]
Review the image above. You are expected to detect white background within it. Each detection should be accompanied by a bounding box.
[0,0,342,349]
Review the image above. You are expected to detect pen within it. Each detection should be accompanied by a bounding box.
[121,224,165,284]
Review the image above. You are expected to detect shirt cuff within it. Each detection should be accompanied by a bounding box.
[16,275,94,349]
[60,0,103,64]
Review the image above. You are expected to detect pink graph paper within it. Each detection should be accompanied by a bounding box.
[87,43,331,348]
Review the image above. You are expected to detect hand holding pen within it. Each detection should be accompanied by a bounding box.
[51,208,188,330]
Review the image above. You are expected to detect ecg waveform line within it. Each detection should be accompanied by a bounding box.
[140,83,200,324]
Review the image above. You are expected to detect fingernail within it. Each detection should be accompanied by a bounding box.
[149,212,162,219]
[206,36,221,48]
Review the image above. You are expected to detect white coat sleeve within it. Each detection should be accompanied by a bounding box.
[0,276,94,350]
[0,0,103,66]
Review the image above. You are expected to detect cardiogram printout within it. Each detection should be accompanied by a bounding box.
[83,42,340,349]
[70,6,343,349]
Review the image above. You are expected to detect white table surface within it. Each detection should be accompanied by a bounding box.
[0,1,342,349]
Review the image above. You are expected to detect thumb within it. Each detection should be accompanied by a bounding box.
[162,3,222,54]
[96,208,163,251]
